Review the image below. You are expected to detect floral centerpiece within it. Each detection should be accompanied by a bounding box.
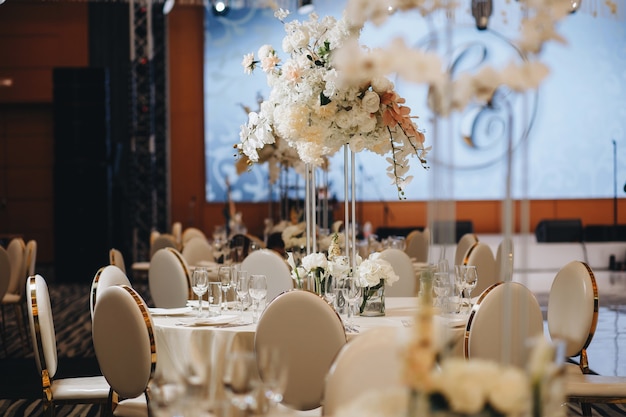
[238,8,430,199]
[355,252,399,316]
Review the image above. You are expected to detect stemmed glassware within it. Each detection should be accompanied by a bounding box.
[454,265,467,311]
[464,265,479,307]
[222,351,260,415]
[256,346,288,413]
[191,267,209,318]
[341,277,361,331]
[323,276,337,307]
[236,270,250,318]
[433,272,452,310]
[218,265,232,311]
[249,274,268,322]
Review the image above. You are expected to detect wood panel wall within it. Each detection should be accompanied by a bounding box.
[0,3,89,263]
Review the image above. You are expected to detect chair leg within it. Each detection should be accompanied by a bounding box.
[43,401,56,417]
[14,303,28,350]
[581,402,592,417]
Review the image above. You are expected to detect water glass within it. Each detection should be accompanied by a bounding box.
[191,267,209,317]
[256,346,288,413]
[236,270,250,318]
[218,265,232,309]
[207,282,222,317]
[433,272,452,310]
[222,351,260,414]
[464,265,479,306]
[249,274,268,323]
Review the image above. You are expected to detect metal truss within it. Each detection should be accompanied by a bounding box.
[129,0,168,262]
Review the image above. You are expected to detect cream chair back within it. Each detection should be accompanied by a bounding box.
[90,265,132,319]
[6,237,26,295]
[547,261,598,368]
[0,247,11,309]
[404,228,429,263]
[323,326,404,416]
[463,242,497,296]
[109,248,127,275]
[464,281,544,368]
[27,275,59,378]
[149,248,191,308]
[241,249,293,302]
[181,236,214,266]
[255,290,346,411]
[378,248,417,297]
[495,237,514,281]
[171,221,183,246]
[150,234,180,259]
[182,227,207,245]
[25,239,37,277]
[454,233,478,267]
[93,285,155,404]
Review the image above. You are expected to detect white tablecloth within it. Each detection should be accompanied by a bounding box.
[150,296,468,406]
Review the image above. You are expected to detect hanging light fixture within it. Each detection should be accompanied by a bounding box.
[163,0,175,15]
[471,0,493,30]
[297,0,314,15]
[212,0,230,16]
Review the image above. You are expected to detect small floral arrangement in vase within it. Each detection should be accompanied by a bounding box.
[355,252,399,316]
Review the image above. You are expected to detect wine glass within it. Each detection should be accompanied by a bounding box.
[433,272,452,312]
[454,265,467,311]
[256,346,288,413]
[464,266,478,307]
[222,351,260,414]
[218,265,232,310]
[236,270,250,318]
[341,277,362,331]
[191,267,209,317]
[323,276,337,307]
[249,274,268,323]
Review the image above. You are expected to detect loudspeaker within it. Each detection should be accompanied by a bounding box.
[584,224,626,242]
[535,219,582,243]
[53,67,111,282]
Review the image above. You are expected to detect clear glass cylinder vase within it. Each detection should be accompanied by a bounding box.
[359,279,385,316]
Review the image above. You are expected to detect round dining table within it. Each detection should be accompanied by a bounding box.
[149,296,468,406]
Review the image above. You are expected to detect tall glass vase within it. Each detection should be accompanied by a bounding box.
[343,145,357,269]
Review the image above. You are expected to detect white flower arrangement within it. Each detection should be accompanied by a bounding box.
[239,8,430,199]
[355,252,400,288]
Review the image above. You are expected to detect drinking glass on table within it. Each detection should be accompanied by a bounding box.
[454,265,468,311]
[191,267,209,317]
[256,346,288,413]
[341,277,361,331]
[222,351,260,414]
[433,272,452,310]
[464,265,479,307]
[249,274,268,323]
[218,265,232,310]
[235,270,250,317]
[323,276,337,307]
[207,282,222,317]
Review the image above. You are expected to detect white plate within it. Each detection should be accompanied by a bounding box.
[148,307,193,316]
[176,314,239,327]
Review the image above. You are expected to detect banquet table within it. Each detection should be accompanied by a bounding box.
[149,296,469,408]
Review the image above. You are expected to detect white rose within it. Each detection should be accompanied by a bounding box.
[361,90,381,113]
[257,44,274,59]
[302,252,328,271]
[349,135,366,153]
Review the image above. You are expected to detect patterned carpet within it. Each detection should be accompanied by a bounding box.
[0,275,624,416]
